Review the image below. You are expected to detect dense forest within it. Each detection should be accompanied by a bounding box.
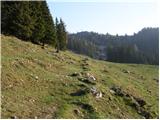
[68,28,159,65]
[1,1,67,51]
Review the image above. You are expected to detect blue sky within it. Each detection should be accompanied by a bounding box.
[46,0,158,35]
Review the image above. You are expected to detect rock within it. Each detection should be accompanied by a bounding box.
[109,89,116,94]
[35,76,38,80]
[87,73,96,81]
[140,108,152,119]
[31,74,38,80]
[90,87,102,98]
[10,116,17,119]
[90,87,97,94]
[129,96,140,109]
[86,73,90,76]
[8,84,12,88]
[96,92,102,98]
[78,73,96,85]
[110,86,125,97]
[134,97,146,107]
[74,109,80,115]
[122,69,130,74]
[89,75,96,81]
[29,99,35,103]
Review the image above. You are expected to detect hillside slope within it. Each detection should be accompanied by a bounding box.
[1,35,159,119]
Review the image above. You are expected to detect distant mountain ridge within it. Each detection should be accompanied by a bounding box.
[67,27,159,65]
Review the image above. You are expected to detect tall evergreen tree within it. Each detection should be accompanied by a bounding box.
[59,18,67,50]
[55,18,60,53]
[12,2,34,40]
[55,18,67,51]
[41,1,56,48]
[1,1,57,47]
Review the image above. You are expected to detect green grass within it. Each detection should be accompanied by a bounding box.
[1,35,159,118]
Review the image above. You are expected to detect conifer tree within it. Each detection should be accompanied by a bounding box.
[12,2,34,40]
[42,1,56,47]
[1,1,57,47]
[55,18,67,51]
[31,1,46,44]
[55,18,60,53]
[59,18,67,50]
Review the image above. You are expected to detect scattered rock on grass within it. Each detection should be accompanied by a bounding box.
[80,78,96,85]
[122,69,130,74]
[35,76,38,80]
[10,116,17,119]
[87,74,96,81]
[109,89,116,94]
[90,87,102,99]
[90,87,97,94]
[110,86,126,97]
[77,73,97,85]
[31,74,39,80]
[134,97,146,107]
[95,91,103,98]
[74,109,81,115]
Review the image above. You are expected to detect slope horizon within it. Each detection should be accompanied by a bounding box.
[68,26,159,35]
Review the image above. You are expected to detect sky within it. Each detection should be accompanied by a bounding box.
[46,0,159,35]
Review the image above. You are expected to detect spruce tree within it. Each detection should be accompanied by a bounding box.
[55,18,67,51]
[1,1,57,47]
[55,18,60,53]
[31,1,46,44]
[12,2,34,40]
[59,18,67,50]
[41,1,56,47]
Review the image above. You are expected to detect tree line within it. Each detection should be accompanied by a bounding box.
[1,1,67,52]
[68,28,159,65]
